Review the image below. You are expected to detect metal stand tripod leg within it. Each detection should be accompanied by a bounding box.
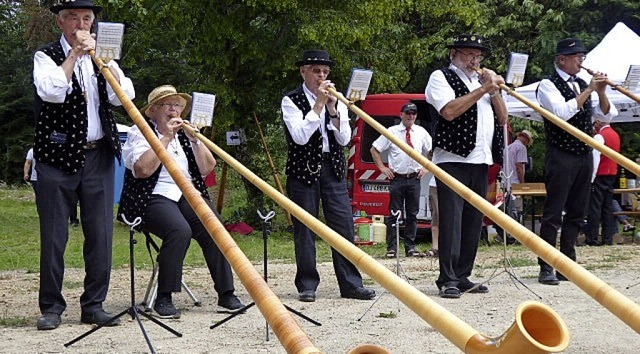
[65,216,181,354]
[480,178,541,299]
[211,211,321,334]
[358,210,408,321]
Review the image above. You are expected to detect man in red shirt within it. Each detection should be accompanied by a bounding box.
[585,117,620,246]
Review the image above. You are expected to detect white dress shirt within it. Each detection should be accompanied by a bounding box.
[281,83,351,151]
[33,35,135,142]
[536,66,617,122]
[122,124,191,202]
[425,63,495,165]
[371,123,432,174]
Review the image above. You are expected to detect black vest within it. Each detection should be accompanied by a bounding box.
[541,72,592,155]
[33,41,122,174]
[433,68,503,164]
[116,124,210,230]
[284,85,347,184]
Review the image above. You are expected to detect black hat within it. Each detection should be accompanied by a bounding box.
[401,103,417,113]
[295,49,336,68]
[556,38,588,56]
[50,0,102,14]
[446,34,491,55]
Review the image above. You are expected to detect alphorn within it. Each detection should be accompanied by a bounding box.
[88,51,322,354]
[181,124,570,353]
[474,67,640,178]
[580,65,640,104]
[327,85,640,335]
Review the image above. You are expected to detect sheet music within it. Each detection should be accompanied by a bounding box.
[346,68,373,102]
[505,53,529,87]
[623,65,640,90]
[190,92,216,127]
[96,22,124,60]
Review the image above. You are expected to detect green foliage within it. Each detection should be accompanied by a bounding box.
[3,0,640,216]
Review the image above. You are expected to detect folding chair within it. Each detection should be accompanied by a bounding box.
[140,231,201,312]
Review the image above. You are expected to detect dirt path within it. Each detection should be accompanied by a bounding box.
[1,244,640,353]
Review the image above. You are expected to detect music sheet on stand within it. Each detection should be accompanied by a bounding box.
[190,92,216,127]
[96,22,124,60]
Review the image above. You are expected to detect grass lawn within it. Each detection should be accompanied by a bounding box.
[0,185,390,272]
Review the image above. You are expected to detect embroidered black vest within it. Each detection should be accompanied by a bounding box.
[433,68,503,164]
[284,85,347,184]
[116,125,210,231]
[541,72,592,155]
[33,41,122,174]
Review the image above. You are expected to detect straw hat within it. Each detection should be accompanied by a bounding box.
[517,130,534,145]
[141,85,192,118]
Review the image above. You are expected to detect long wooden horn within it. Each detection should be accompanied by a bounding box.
[475,67,640,178]
[327,86,640,336]
[89,52,321,354]
[180,123,570,353]
[580,65,640,104]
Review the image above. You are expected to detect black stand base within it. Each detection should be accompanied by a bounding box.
[211,302,321,329]
[211,211,321,338]
[65,217,181,354]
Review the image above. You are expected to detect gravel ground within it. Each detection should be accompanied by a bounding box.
[1,243,640,353]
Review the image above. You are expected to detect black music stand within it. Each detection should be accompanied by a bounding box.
[65,216,182,354]
[358,210,408,321]
[478,126,541,299]
[211,210,320,335]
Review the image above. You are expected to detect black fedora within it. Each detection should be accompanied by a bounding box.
[446,34,491,55]
[295,49,336,68]
[556,38,588,56]
[50,0,102,14]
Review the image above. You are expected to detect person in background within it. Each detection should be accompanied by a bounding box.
[507,130,533,213]
[118,85,246,318]
[371,102,433,258]
[33,0,135,330]
[427,175,439,257]
[282,49,375,303]
[24,147,38,192]
[585,116,620,246]
[425,34,508,298]
[536,37,617,285]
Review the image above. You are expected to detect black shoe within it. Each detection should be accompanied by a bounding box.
[80,309,121,326]
[556,272,569,281]
[37,313,61,330]
[458,279,489,293]
[153,296,181,319]
[298,290,316,302]
[341,287,376,300]
[217,295,246,314]
[439,286,461,299]
[538,270,560,285]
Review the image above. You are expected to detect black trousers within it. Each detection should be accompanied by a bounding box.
[36,146,114,315]
[386,176,420,253]
[286,160,364,294]
[435,163,488,289]
[144,195,234,297]
[539,147,592,271]
[586,175,616,245]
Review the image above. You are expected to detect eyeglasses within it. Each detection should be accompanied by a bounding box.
[157,103,185,109]
[404,111,417,115]
[456,49,484,62]
[569,54,587,61]
[311,67,331,75]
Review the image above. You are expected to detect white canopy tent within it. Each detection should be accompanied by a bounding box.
[506,22,640,122]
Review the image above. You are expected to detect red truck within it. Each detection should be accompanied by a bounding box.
[347,93,436,231]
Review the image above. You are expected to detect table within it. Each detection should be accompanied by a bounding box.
[510,184,640,233]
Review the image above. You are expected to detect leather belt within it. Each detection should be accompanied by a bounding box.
[83,137,108,150]
[394,172,418,179]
